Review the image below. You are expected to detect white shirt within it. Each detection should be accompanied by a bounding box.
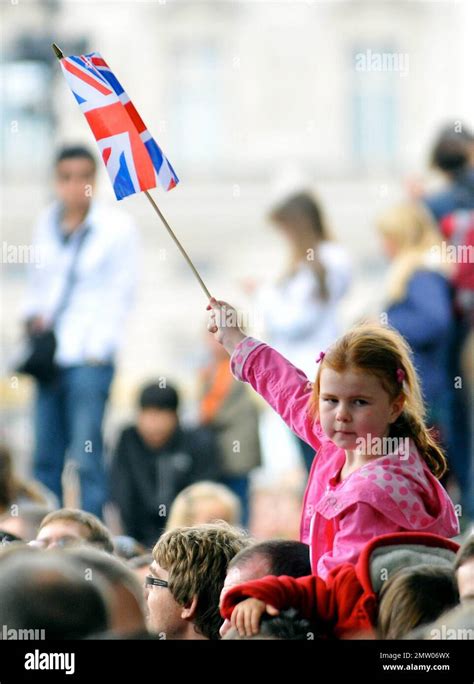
[257,241,352,378]
[23,200,139,366]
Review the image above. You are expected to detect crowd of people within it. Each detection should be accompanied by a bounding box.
[0,506,472,640]
[0,120,473,640]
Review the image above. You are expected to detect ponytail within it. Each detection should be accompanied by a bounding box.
[390,412,447,479]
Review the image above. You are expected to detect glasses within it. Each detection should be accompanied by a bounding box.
[28,537,83,549]
[145,575,169,588]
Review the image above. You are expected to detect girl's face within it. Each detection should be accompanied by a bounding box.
[318,367,404,451]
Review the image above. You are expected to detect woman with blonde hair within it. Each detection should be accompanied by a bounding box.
[377,202,454,469]
[166,481,242,531]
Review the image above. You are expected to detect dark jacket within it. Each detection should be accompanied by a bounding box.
[200,378,261,477]
[110,424,220,547]
[220,532,459,639]
[424,167,474,222]
[387,270,453,407]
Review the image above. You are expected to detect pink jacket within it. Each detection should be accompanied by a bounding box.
[231,337,460,580]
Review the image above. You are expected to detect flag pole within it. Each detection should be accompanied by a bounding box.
[51,43,213,301]
[52,43,64,59]
[144,190,212,300]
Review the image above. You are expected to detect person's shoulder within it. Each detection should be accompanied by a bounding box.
[408,268,449,291]
[319,241,352,266]
[33,202,60,235]
[318,242,353,291]
[182,424,215,441]
[423,189,455,221]
[116,425,141,450]
[181,425,216,450]
[326,561,361,588]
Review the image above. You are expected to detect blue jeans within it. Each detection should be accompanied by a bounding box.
[221,475,250,529]
[33,364,114,518]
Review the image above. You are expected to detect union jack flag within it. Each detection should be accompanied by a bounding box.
[58,52,179,200]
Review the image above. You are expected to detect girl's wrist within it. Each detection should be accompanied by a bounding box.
[223,329,246,356]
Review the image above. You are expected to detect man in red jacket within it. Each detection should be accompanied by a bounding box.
[220,532,459,639]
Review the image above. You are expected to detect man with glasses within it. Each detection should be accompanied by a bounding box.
[145,522,250,639]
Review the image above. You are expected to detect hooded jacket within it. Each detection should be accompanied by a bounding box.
[220,532,460,639]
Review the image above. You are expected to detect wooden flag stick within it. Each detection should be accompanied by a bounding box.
[51,43,212,301]
[145,191,212,300]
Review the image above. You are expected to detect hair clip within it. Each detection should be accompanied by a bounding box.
[316,351,326,364]
[396,368,405,384]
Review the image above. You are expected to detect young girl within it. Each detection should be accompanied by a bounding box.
[207,298,459,579]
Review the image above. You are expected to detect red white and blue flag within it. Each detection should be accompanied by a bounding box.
[58,52,179,200]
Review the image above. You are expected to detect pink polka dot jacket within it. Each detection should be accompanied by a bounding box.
[231,337,460,580]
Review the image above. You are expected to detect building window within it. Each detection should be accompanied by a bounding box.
[350,45,402,170]
[1,60,54,179]
[169,41,221,172]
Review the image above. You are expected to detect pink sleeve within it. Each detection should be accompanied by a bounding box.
[230,336,321,450]
[316,503,399,579]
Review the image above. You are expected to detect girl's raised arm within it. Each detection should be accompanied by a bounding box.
[207,298,321,450]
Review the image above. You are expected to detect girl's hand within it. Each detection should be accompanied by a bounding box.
[230,598,280,637]
[206,297,246,356]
